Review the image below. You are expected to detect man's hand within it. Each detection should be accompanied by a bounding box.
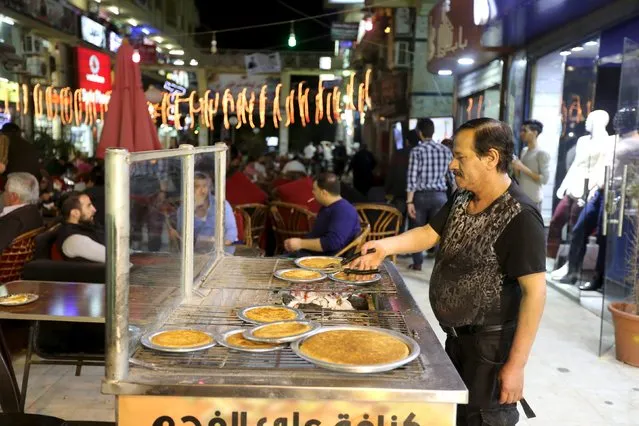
[499,362,524,404]
[284,238,302,252]
[168,227,181,241]
[407,203,417,219]
[348,241,387,272]
[0,162,5,174]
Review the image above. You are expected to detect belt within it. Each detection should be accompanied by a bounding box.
[441,322,516,337]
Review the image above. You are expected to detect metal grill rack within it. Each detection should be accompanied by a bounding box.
[129,307,423,379]
[201,257,398,294]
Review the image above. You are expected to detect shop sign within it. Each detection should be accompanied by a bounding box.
[76,47,112,94]
[81,16,107,49]
[426,0,484,73]
[331,23,359,41]
[109,32,123,53]
[245,53,281,75]
[117,395,455,426]
[208,73,280,99]
[1,0,78,35]
[164,80,187,96]
[371,71,407,117]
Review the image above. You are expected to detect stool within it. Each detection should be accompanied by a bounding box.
[0,413,65,426]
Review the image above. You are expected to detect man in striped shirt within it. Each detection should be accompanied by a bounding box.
[406,118,454,270]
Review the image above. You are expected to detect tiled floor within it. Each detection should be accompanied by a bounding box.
[9,257,639,425]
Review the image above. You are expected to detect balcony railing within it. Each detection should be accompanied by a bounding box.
[196,49,342,71]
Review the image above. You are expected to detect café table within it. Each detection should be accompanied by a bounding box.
[0,281,176,413]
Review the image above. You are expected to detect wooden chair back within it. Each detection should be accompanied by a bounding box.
[234,203,268,248]
[355,203,403,262]
[335,224,370,258]
[270,201,316,254]
[0,227,44,283]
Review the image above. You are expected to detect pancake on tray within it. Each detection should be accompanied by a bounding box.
[280,269,323,280]
[0,294,30,304]
[150,329,213,348]
[243,306,298,323]
[300,329,410,365]
[226,331,280,349]
[298,257,340,270]
[253,322,312,338]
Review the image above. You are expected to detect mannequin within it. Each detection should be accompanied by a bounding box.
[548,110,614,271]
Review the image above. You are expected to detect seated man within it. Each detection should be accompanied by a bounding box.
[56,192,105,263]
[284,172,360,256]
[0,172,43,252]
[173,172,238,253]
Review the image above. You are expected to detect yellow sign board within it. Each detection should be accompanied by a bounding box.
[118,396,455,426]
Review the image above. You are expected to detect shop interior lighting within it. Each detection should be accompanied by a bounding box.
[189,59,198,66]
[319,56,332,70]
[210,32,217,54]
[153,36,164,43]
[585,40,599,46]
[173,59,185,66]
[364,19,373,31]
[438,70,453,76]
[127,18,138,26]
[571,46,584,52]
[132,50,140,63]
[0,15,15,25]
[559,51,571,56]
[169,49,185,55]
[458,57,474,65]
[288,22,297,48]
[384,26,391,34]
[108,6,119,15]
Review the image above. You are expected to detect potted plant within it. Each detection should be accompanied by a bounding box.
[608,176,639,367]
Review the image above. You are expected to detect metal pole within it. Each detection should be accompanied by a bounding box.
[180,144,195,299]
[105,148,130,382]
[214,142,227,258]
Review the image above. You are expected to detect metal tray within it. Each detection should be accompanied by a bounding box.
[328,272,382,285]
[0,293,39,306]
[243,320,321,344]
[290,325,421,373]
[294,256,343,272]
[140,328,216,353]
[237,305,305,324]
[273,268,327,283]
[216,329,287,352]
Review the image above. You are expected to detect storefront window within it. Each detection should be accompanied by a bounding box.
[530,37,600,221]
[458,87,501,123]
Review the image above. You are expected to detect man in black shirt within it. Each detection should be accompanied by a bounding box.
[351,118,546,426]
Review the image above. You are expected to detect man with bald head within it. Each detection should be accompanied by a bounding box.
[284,172,360,255]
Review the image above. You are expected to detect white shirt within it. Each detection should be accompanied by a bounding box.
[0,203,27,217]
[62,235,106,263]
[282,160,307,174]
[303,144,316,160]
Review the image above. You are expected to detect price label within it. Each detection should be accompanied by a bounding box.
[118,396,455,426]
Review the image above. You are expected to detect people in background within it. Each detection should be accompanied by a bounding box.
[348,143,377,196]
[56,193,105,263]
[84,166,106,228]
[513,119,550,211]
[281,154,307,176]
[174,172,238,253]
[284,172,360,256]
[0,172,43,252]
[1,122,42,182]
[405,118,454,271]
[386,129,421,217]
[332,140,347,176]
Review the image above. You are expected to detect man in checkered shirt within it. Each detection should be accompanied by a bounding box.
[406,118,454,271]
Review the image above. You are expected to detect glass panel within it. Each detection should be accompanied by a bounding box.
[599,38,639,356]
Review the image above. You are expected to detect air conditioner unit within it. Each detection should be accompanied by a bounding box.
[394,41,411,68]
[24,35,45,55]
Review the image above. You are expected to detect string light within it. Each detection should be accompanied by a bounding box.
[210,32,217,54]
[288,22,296,48]
[11,70,372,131]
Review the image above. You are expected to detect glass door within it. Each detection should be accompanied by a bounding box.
[599,38,639,356]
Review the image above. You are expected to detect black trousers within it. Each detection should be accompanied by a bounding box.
[445,329,519,426]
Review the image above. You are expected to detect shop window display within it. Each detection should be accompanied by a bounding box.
[457,86,500,124]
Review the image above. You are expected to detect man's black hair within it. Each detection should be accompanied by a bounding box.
[522,119,544,136]
[455,118,514,173]
[417,118,435,138]
[315,172,340,196]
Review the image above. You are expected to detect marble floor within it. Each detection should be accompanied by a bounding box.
[8,257,639,425]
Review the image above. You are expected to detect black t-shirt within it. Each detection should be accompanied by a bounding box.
[428,182,546,327]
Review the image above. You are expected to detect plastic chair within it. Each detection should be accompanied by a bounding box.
[0,227,44,283]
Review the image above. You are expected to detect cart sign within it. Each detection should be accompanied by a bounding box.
[76,47,112,93]
[331,23,359,41]
[118,396,455,426]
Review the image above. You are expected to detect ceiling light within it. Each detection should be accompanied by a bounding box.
[384,26,391,34]
[164,44,174,50]
[560,51,571,56]
[153,36,164,43]
[189,59,198,66]
[169,49,184,55]
[585,40,598,47]
[132,50,140,63]
[141,28,150,35]
[173,59,184,66]
[319,56,331,70]
[567,66,575,72]
[108,6,119,15]
[342,70,351,77]
[0,15,15,25]
[571,46,584,52]
[128,19,138,26]
[458,57,474,65]
[438,69,453,76]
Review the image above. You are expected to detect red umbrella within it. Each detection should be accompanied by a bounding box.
[96,39,162,158]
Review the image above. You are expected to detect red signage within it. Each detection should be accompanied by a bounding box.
[76,47,112,93]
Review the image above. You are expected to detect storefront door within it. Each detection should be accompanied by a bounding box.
[599,38,639,356]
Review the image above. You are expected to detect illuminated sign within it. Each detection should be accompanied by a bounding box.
[76,47,112,97]
[81,16,107,49]
[109,32,123,52]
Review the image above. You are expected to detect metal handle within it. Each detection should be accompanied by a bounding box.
[602,166,610,236]
[617,165,628,237]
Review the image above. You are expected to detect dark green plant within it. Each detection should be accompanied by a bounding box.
[32,131,76,161]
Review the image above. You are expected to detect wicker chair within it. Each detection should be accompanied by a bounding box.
[355,203,403,262]
[0,227,44,283]
[270,201,316,254]
[335,224,370,258]
[234,203,268,248]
